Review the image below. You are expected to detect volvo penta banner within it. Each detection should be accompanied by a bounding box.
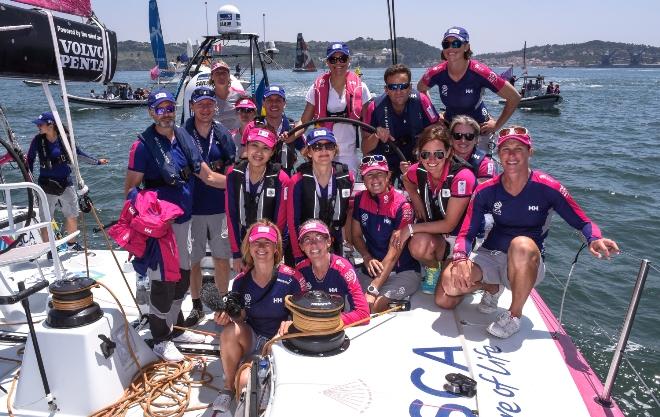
[0,3,117,82]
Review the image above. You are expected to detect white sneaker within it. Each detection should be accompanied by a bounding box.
[172,330,208,344]
[477,285,504,313]
[212,390,233,412]
[152,340,184,362]
[487,311,521,338]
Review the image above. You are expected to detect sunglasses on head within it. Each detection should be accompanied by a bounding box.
[310,142,337,152]
[419,150,446,160]
[328,55,349,64]
[441,39,465,49]
[386,82,410,91]
[452,132,476,141]
[153,105,176,115]
[498,126,529,137]
[361,154,386,165]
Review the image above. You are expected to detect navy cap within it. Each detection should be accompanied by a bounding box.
[32,111,55,125]
[147,90,175,108]
[326,42,350,58]
[443,26,469,42]
[306,128,336,146]
[263,85,286,100]
[191,86,216,103]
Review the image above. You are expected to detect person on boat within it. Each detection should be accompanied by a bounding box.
[287,128,354,263]
[300,42,372,174]
[26,111,108,253]
[124,90,227,362]
[240,86,303,175]
[212,220,307,413]
[295,219,369,326]
[182,86,236,327]
[417,26,520,149]
[351,156,420,312]
[232,97,257,157]
[554,83,561,94]
[546,81,554,94]
[362,63,439,181]
[210,60,245,131]
[234,62,241,78]
[226,127,289,272]
[449,115,495,183]
[394,125,476,294]
[442,126,619,338]
[89,89,96,98]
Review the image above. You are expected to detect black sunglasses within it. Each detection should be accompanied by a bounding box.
[153,105,176,115]
[441,39,465,49]
[310,142,337,151]
[386,82,411,91]
[420,150,445,160]
[328,55,349,64]
[452,132,476,141]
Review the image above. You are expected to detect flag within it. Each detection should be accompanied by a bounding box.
[213,43,222,55]
[150,65,160,80]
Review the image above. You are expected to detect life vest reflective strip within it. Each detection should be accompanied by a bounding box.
[416,156,473,221]
[138,125,198,188]
[37,134,70,169]
[313,71,363,129]
[298,161,351,229]
[230,160,281,228]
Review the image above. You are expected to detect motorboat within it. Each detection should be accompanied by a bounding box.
[22,80,58,87]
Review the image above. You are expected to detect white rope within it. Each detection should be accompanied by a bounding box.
[0,24,32,32]
[43,10,86,195]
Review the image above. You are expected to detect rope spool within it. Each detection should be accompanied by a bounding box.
[47,277,102,328]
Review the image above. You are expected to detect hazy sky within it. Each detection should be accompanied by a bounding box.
[87,0,657,54]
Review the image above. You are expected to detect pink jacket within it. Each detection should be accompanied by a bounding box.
[109,189,183,282]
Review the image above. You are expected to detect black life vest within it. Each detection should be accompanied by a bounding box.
[370,90,426,158]
[230,160,282,229]
[37,134,70,170]
[138,124,199,189]
[183,117,234,174]
[298,161,352,232]
[416,155,472,222]
[466,148,487,176]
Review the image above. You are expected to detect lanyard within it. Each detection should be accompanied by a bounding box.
[192,124,214,160]
[245,165,265,197]
[314,168,335,201]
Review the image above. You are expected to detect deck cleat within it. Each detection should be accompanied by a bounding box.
[444,373,477,397]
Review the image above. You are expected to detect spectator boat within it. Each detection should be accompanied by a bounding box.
[66,82,148,108]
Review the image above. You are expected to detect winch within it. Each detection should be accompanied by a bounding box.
[47,276,103,328]
[283,290,349,356]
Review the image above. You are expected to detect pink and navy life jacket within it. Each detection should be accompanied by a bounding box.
[312,71,364,128]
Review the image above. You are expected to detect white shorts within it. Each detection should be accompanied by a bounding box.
[172,221,192,270]
[45,185,79,219]
[444,235,457,258]
[471,247,545,289]
[191,213,231,262]
[358,269,421,300]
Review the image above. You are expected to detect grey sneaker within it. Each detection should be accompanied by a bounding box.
[152,340,184,362]
[172,330,207,344]
[477,285,504,314]
[212,390,233,412]
[182,308,204,327]
[487,311,521,338]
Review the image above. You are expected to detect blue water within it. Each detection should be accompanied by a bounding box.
[1,67,659,416]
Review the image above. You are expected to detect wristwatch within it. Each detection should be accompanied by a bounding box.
[367,285,380,296]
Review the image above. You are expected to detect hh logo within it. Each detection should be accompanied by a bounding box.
[465,88,473,94]
[528,206,539,211]
[144,228,153,234]
[328,287,339,293]
[273,297,283,303]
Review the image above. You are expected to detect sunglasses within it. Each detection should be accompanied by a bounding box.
[441,39,465,49]
[361,154,386,165]
[498,127,529,137]
[420,150,446,160]
[386,82,410,91]
[252,240,276,248]
[310,142,337,152]
[153,105,176,115]
[452,132,476,141]
[236,108,256,113]
[301,234,328,246]
[328,55,349,64]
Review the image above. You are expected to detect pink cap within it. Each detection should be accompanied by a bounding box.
[361,160,389,176]
[497,134,532,148]
[247,128,277,148]
[211,60,230,73]
[248,225,278,243]
[235,98,257,110]
[298,221,330,241]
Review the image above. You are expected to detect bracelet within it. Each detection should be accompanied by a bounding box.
[408,223,414,236]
